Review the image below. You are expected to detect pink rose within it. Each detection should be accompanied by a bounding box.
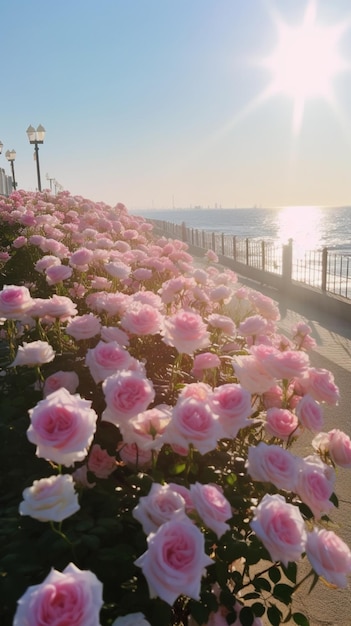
[205,249,219,263]
[208,313,236,336]
[101,325,130,346]
[326,429,351,468]
[120,303,163,336]
[119,405,171,450]
[102,370,155,426]
[35,255,61,273]
[247,442,299,491]
[306,528,351,588]
[295,393,324,432]
[132,483,187,534]
[191,352,221,378]
[13,235,27,248]
[166,396,222,455]
[258,348,310,380]
[45,263,73,285]
[134,518,213,605]
[238,315,268,337]
[190,482,231,539]
[87,444,117,478]
[66,313,101,341]
[250,494,307,566]
[43,370,79,397]
[19,474,80,522]
[300,367,340,405]
[179,382,212,401]
[13,562,103,626]
[296,455,336,518]
[162,309,210,354]
[85,340,133,383]
[232,355,276,394]
[11,340,55,367]
[0,284,34,320]
[265,407,299,440]
[209,383,252,438]
[27,388,98,466]
[69,246,94,268]
[41,294,78,321]
[117,442,152,469]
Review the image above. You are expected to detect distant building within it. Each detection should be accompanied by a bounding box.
[0,168,13,196]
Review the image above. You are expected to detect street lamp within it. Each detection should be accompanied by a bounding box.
[5,149,17,190]
[26,124,46,191]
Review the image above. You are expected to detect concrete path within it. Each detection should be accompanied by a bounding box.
[238,276,351,626]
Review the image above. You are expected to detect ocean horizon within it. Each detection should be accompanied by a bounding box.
[136,205,351,257]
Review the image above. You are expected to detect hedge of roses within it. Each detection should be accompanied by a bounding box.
[1,189,351,626]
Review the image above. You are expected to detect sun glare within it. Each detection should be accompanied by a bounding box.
[264,0,347,132]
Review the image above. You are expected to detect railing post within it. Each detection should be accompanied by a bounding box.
[221,232,225,256]
[261,240,265,271]
[212,232,216,251]
[202,230,205,249]
[181,221,187,242]
[246,238,249,265]
[233,236,237,261]
[321,247,328,292]
[282,238,293,283]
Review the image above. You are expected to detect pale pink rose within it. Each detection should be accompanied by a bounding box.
[208,313,236,336]
[134,518,213,605]
[120,405,172,450]
[13,562,103,626]
[112,613,151,626]
[35,255,61,273]
[306,528,351,588]
[41,294,78,321]
[238,315,268,337]
[102,370,155,426]
[105,260,131,279]
[191,352,221,377]
[209,383,252,438]
[0,251,10,261]
[43,370,79,397]
[27,388,98,466]
[13,235,27,248]
[68,281,86,299]
[247,442,299,491]
[90,275,112,290]
[131,290,163,310]
[232,355,276,394]
[248,290,280,321]
[158,276,188,305]
[179,382,212,401]
[190,482,231,539]
[250,493,307,566]
[19,474,80,522]
[133,267,153,281]
[132,483,187,534]
[45,263,73,285]
[262,385,283,408]
[265,407,299,440]
[193,268,208,285]
[165,396,222,455]
[66,313,101,341]
[296,455,336,518]
[292,321,316,350]
[325,429,351,468]
[120,303,163,336]
[0,284,34,320]
[11,340,55,367]
[117,442,152,469]
[72,464,96,489]
[69,247,94,268]
[168,483,194,513]
[87,444,117,478]
[101,325,130,346]
[257,348,310,380]
[295,394,324,432]
[85,340,133,383]
[299,367,340,405]
[205,249,219,263]
[162,309,210,354]
[209,285,232,304]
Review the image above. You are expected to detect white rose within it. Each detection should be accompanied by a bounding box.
[19,474,80,522]
[10,340,55,367]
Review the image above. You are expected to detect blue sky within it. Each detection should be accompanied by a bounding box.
[1,0,351,210]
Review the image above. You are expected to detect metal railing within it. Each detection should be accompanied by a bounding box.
[151,219,351,300]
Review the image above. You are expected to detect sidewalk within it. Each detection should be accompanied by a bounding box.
[238,275,351,626]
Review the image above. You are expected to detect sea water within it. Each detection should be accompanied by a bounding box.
[136,205,351,257]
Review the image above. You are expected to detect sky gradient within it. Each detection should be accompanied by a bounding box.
[2,0,351,210]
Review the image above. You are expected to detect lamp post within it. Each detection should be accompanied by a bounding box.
[5,149,17,190]
[26,124,46,191]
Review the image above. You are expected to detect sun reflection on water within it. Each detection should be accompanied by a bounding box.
[276,205,323,257]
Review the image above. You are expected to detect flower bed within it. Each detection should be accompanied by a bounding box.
[0,190,351,626]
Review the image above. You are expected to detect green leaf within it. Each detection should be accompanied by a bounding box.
[282,561,297,584]
[269,567,281,583]
[252,602,266,617]
[292,612,310,626]
[267,604,282,626]
[226,473,237,486]
[253,577,271,592]
[190,600,211,626]
[272,583,294,605]
[169,462,186,475]
[239,606,255,626]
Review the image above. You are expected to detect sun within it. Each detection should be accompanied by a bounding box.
[263,0,348,132]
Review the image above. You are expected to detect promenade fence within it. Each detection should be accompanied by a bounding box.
[150,219,351,301]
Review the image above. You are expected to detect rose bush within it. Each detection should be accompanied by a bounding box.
[1,189,351,626]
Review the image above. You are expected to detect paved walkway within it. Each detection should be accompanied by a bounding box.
[237,275,351,626]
